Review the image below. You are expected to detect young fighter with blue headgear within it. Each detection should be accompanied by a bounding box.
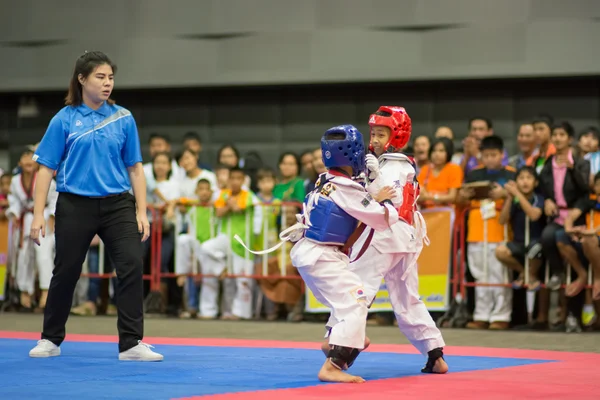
[286,124,399,383]
[321,107,448,374]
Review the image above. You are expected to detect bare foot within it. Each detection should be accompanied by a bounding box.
[566,277,587,297]
[318,360,365,383]
[432,358,449,374]
[321,337,371,356]
[593,278,600,301]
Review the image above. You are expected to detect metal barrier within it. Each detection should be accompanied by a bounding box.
[455,206,595,296]
[152,201,304,281]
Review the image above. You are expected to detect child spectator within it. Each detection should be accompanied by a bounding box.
[563,171,600,301]
[458,135,516,330]
[198,167,262,320]
[495,166,545,290]
[7,147,57,310]
[175,179,215,318]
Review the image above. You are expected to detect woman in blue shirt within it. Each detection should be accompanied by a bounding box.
[27,51,162,362]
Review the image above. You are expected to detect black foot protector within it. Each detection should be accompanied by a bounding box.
[327,345,359,371]
[421,347,444,373]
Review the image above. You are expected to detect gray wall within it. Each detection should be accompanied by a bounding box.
[1,0,600,91]
[5,78,600,169]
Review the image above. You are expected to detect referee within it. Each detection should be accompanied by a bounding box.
[28,51,163,361]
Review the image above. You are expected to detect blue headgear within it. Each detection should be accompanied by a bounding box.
[321,125,366,177]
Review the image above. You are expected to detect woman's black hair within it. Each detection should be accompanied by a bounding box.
[278,151,301,178]
[217,144,241,167]
[428,137,454,164]
[152,151,173,180]
[65,51,117,106]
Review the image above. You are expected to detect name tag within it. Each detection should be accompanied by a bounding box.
[480,200,496,220]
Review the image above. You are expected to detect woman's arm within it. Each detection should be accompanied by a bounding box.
[33,167,54,220]
[128,163,147,214]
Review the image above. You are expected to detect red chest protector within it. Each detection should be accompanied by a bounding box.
[397,156,420,225]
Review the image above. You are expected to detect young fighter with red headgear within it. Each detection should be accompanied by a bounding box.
[236,124,399,383]
[321,106,449,374]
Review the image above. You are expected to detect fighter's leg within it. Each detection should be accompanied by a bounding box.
[320,248,389,358]
[296,249,367,382]
[385,251,448,374]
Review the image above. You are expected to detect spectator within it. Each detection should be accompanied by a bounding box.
[434,126,454,140]
[413,135,431,174]
[146,152,179,312]
[308,148,326,190]
[213,164,230,198]
[273,152,305,204]
[0,173,11,219]
[300,150,316,194]
[178,148,217,198]
[581,127,600,186]
[575,127,599,159]
[495,166,544,290]
[527,115,555,173]
[508,124,536,170]
[144,133,181,204]
[460,117,509,175]
[564,171,600,301]
[217,144,240,168]
[203,167,261,320]
[182,131,212,171]
[242,151,263,194]
[538,122,590,290]
[457,135,515,330]
[174,179,214,319]
[417,138,463,209]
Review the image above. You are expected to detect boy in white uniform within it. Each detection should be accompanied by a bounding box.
[7,147,58,309]
[285,125,399,383]
[321,107,448,374]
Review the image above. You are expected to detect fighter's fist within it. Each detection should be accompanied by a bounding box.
[365,154,380,181]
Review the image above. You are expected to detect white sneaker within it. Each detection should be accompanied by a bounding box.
[29,339,61,358]
[118,341,163,362]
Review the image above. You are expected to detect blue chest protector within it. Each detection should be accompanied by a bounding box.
[304,176,358,246]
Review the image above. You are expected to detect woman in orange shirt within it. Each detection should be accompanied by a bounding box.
[417,137,464,209]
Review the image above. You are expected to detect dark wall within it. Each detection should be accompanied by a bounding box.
[4,76,600,169]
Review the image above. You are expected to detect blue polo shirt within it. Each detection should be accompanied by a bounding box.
[33,102,143,197]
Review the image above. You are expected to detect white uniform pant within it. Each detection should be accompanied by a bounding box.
[178,233,254,319]
[467,242,512,323]
[293,240,368,350]
[16,234,54,294]
[327,245,445,356]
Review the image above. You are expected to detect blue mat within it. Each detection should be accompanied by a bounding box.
[0,339,551,399]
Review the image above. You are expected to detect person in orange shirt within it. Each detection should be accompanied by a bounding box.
[457,136,516,330]
[417,138,463,209]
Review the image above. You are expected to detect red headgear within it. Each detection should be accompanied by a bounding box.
[368,106,412,154]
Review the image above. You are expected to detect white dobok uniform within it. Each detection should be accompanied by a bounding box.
[326,153,445,356]
[290,173,398,350]
[7,174,58,294]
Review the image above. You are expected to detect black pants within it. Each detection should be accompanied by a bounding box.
[42,192,144,352]
[540,222,563,277]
